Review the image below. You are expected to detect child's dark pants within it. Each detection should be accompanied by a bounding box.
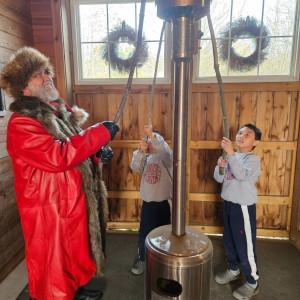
[222,200,259,284]
[138,200,171,261]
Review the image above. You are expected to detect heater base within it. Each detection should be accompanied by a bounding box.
[145,225,213,300]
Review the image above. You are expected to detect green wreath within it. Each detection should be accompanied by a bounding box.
[102,23,149,73]
[219,17,270,72]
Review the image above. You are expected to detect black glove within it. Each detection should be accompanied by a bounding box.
[101,121,120,140]
[96,146,114,163]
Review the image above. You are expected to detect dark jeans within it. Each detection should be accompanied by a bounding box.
[138,200,171,261]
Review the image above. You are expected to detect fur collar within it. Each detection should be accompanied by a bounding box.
[10,96,88,128]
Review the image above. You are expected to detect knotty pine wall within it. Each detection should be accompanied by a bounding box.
[0,0,34,283]
[73,85,299,241]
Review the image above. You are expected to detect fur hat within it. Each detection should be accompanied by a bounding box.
[0,47,54,100]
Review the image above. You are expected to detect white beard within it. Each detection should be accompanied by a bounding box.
[27,83,59,102]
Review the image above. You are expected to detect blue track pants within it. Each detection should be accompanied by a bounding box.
[223,200,259,284]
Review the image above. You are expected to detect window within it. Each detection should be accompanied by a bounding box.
[71,0,171,85]
[193,0,300,82]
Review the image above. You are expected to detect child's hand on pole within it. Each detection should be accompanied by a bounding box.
[221,137,234,156]
[139,138,148,152]
[144,122,155,139]
[217,156,227,168]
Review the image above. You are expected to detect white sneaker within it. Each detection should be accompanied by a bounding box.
[233,282,259,300]
[131,260,145,275]
[215,269,240,284]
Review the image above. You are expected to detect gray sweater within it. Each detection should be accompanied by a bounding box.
[131,134,173,202]
[214,152,261,206]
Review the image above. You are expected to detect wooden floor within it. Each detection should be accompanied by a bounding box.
[1,231,300,300]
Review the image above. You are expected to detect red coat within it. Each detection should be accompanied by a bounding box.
[7,112,111,300]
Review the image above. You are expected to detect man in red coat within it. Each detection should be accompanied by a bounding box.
[0,47,119,300]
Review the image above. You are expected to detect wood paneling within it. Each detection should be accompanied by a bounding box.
[291,124,300,250]
[74,88,299,238]
[109,198,142,222]
[75,92,173,139]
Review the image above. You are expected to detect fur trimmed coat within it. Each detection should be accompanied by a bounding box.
[7,96,110,300]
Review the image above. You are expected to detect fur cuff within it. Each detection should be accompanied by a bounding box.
[72,106,89,125]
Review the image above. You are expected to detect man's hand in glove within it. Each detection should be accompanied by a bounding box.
[96,146,114,163]
[101,121,120,140]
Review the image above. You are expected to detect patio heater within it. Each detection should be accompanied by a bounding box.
[145,1,213,299]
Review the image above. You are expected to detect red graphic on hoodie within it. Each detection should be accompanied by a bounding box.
[225,163,235,180]
[144,163,161,184]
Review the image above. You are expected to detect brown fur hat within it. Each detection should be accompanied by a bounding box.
[0,47,54,100]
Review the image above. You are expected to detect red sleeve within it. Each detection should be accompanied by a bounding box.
[7,115,111,172]
[92,154,101,163]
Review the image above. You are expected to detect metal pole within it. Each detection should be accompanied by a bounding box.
[171,16,193,236]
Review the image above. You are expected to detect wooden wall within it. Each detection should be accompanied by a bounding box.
[72,84,299,239]
[0,0,34,283]
[188,84,299,237]
[291,126,300,249]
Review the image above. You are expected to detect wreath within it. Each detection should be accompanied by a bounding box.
[102,22,149,73]
[219,17,270,72]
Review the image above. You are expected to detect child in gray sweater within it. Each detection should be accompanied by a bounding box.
[131,123,172,275]
[214,124,262,300]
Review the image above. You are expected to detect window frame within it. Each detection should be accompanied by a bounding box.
[70,0,172,85]
[192,0,300,83]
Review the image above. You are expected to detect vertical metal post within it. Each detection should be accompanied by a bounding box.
[171,16,193,236]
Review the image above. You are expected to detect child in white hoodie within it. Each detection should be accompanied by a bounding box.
[214,123,262,300]
[130,123,172,275]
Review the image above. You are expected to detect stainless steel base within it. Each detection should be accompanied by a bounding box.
[145,225,213,300]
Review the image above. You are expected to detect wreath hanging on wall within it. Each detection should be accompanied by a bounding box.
[102,22,149,73]
[219,16,270,72]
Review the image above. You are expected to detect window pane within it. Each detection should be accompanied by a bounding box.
[194,0,299,81]
[198,40,227,77]
[264,0,296,36]
[232,0,263,21]
[110,59,134,79]
[108,3,136,32]
[200,0,231,39]
[259,37,293,75]
[80,5,107,42]
[228,38,260,76]
[82,44,109,78]
[142,2,164,41]
[136,42,165,78]
[74,0,168,82]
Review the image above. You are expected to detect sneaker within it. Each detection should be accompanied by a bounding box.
[131,260,145,275]
[215,269,240,284]
[233,282,259,300]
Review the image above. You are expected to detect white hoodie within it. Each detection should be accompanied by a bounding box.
[131,134,173,202]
